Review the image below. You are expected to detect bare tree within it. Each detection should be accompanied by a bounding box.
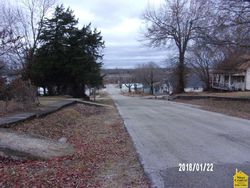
[134,62,162,95]
[189,46,222,90]
[201,0,250,49]
[142,0,212,93]
[0,2,23,59]
[0,0,56,69]
[0,27,22,58]
[122,71,134,93]
[223,0,250,49]
[0,0,56,107]
[18,0,56,63]
[188,0,250,92]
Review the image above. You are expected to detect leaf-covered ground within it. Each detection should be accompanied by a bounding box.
[0,102,150,187]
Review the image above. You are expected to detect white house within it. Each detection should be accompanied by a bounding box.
[212,56,250,91]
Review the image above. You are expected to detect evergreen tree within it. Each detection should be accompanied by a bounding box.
[30,5,104,97]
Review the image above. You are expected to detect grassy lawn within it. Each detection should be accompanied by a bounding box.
[38,96,69,106]
[0,97,150,187]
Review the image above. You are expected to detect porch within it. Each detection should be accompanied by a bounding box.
[212,73,246,91]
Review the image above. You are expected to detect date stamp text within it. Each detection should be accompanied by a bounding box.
[178,163,214,172]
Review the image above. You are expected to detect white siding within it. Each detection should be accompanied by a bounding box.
[246,68,250,90]
[184,87,204,92]
[220,75,225,83]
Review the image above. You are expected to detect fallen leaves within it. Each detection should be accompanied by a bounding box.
[0,103,150,187]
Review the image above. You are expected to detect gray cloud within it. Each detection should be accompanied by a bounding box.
[103,45,172,68]
[61,0,167,68]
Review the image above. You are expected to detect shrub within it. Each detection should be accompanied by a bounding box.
[8,78,38,110]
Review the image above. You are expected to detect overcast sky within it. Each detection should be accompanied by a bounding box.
[61,0,171,69]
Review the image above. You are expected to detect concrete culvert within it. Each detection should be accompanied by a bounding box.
[0,128,74,160]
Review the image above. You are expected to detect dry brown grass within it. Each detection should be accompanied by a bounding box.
[38,96,69,106]
[0,98,150,187]
[175,99,250,120]
[177,91,250,98]
[0,100,37,117]
[0,96,68,117]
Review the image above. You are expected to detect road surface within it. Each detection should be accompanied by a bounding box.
[106,85,250,188]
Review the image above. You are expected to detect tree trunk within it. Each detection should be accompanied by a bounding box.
[175,52,185,93]
[128,86,131,93]
[47,86,54,96]
[43,87,47,95]
[205,76,211,91]
[150,84,154,95]
[206,80,211,91]
[134,84,137,92]
[206,69,211,91]
[71,83,89,100]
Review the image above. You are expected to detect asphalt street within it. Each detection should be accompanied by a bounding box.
[106,85,250,188]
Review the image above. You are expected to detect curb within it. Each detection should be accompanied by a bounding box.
[0,113,37,128]
[110,98,155,188]
[35,101,77,118]
[0,99,110,128]
[71,99,114,108]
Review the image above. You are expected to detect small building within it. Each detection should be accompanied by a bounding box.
[212,56,250,91]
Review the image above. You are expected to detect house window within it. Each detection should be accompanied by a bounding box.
[237,76,245,82]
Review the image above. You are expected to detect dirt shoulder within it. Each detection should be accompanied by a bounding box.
[0,98,150,187]
[175,98,250,120]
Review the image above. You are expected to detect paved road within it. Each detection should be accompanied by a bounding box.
[106,85,250,188]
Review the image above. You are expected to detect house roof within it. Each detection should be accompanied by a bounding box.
[238,60,250,70]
